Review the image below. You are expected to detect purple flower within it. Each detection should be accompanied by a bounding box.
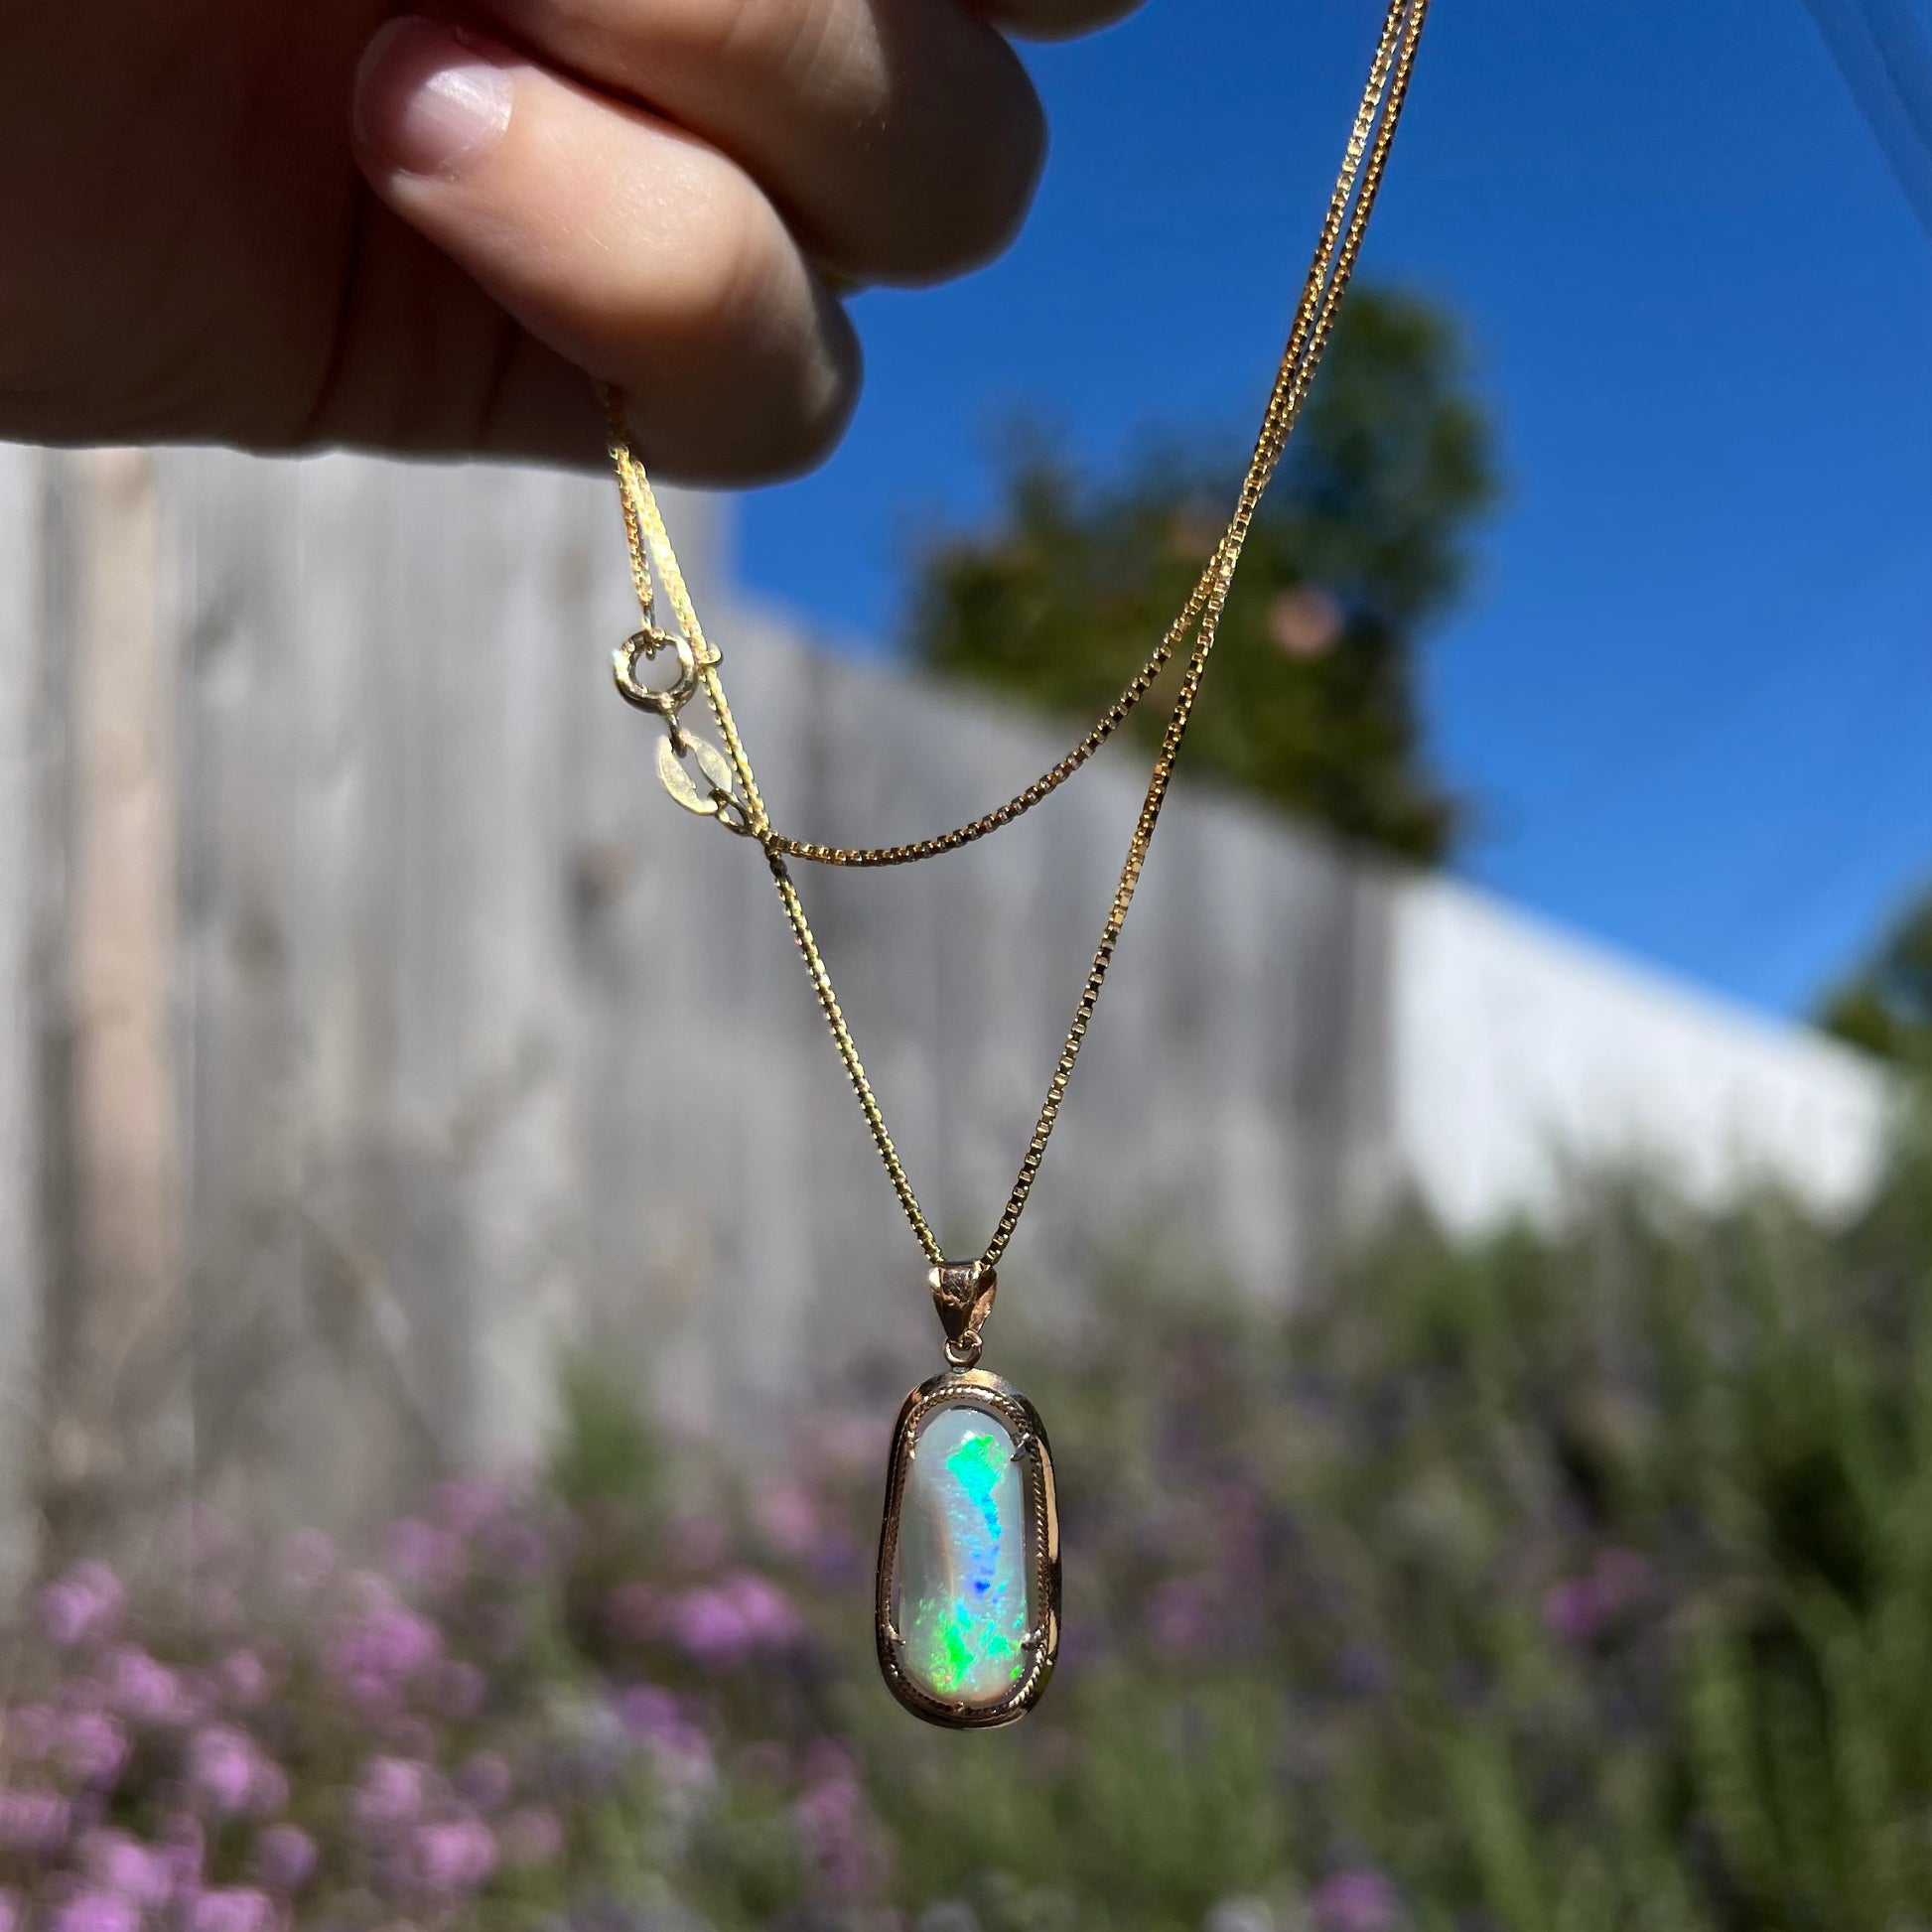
[614,1686,715,1789]
[1545,1547,1656,1647]
[351,1756,430,1833]
[157,1815,205,1890]
[186,1726,266,1817]
[51,1890,139,1932]
[58,1713,131,1788]
[325,1601,443,1711]
[1542,1577,1602,1647]
[278,1530,336,1595]
[497,1807,562,1870]
[410,1818,498,1896]
[666,1572,802,1668]
[105,1646,195,1726]
[188,1886,278,1932]
[665,1588,748,1666]
[0,1788,70,1854]
[38,1564,123,1648]
[726,1571,803,1645]
[613,1685,679,1743]
[217,1651,270,1710]
[792,1757,884,1901]
[1311,1870,1402,1932]
[250,1825,317,1893]
[428,1478,508,1537]
[0,1886,19,1932]
[249,1761,289,1818]
[453,1751,512,1814]
[80,1829,175,1906]
[381,1518,466,1592]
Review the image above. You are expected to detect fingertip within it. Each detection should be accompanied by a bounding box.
[352,16,515,182]
[772,278,864,479]
[351,32,866,485]
[623,270,863,483]
[975,0,1147,43]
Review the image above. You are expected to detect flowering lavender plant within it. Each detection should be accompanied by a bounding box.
[0,1466,866,1932]
[5,1104,1931,1931]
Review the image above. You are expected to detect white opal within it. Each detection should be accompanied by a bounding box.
[892,1404,1032,1708]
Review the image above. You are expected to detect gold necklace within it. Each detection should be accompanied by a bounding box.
[600,0,1431,1729]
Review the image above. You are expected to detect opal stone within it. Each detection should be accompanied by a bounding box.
[893,1404,1032,1708]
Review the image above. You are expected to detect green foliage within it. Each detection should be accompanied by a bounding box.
[767,1119,1932,1929]
[549,1350,662,1513]
[908,287,1497,863]
[26,1119,1932,1931]
[1821,881,1932,1065]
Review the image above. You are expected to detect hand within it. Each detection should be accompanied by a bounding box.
[1,0,1141,481]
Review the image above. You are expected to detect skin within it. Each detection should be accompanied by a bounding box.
[0,0,1144,483]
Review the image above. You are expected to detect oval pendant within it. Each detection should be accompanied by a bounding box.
[875,1368,1060,1728]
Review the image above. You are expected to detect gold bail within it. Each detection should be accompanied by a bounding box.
[930,1261,998,1370]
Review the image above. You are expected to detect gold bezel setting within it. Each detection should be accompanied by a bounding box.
[874,1368,1061,1729]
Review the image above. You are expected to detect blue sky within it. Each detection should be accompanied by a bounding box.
[733,0,1932,1020]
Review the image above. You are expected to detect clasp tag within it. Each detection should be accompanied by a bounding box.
[613,627,757,833]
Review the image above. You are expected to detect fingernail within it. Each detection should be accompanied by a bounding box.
[353,18,513,179]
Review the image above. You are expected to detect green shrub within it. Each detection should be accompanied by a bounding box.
[7,1097,1928,1931]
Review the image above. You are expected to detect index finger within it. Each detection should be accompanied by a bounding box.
[971,0,1147,42]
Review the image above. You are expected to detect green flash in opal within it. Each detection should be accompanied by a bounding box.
[896,1407,1030,1705]
[878,1369,1060,1726]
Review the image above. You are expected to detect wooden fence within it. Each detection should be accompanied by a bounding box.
[0,443,1887,1576]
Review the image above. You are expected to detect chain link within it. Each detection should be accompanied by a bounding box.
[763,0,1425,871]
[601,0,1431,1280]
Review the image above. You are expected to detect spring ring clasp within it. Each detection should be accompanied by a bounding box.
[617,625,759,836]
[613,624,709,720]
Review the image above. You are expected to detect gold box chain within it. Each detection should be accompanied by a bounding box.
[601,0,1431,1283]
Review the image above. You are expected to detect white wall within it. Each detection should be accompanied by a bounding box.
[1394,875,1891,1230]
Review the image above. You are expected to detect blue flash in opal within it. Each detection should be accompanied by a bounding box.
[878,1370,1060,1726]
[897,1408,1029,1704]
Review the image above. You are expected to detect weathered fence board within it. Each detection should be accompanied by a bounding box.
[0,442,1891,1565]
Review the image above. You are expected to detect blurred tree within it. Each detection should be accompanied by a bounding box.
[908,287,1497,863]
[1820,882,1932,1062]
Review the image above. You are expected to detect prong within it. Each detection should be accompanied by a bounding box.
[1010,1431,1037,1462]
